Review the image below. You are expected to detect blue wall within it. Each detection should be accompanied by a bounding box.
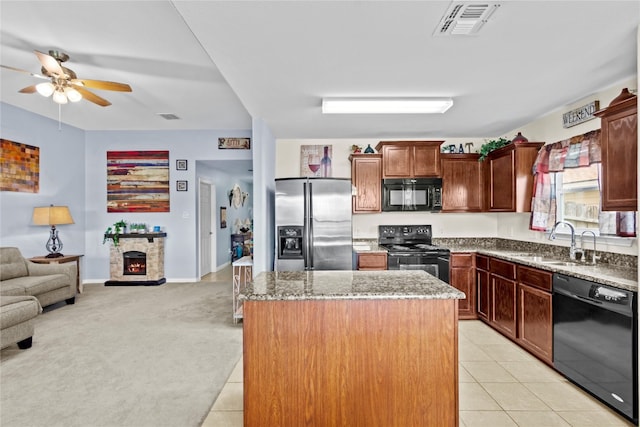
[0,103,86,258]
[1,102,254,282]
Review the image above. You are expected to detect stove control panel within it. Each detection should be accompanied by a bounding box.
[378,225,432,241]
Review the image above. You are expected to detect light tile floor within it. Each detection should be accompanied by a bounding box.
[200,286,634,426]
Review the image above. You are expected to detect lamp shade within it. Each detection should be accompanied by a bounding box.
[32,205,75,226]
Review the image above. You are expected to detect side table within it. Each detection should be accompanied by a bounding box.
[232,255,253,324]
[29,254,84,294]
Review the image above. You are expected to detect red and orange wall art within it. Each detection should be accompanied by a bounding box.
[106,150,170,212]
[0,139,40,193]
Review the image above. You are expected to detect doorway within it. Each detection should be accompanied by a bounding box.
[199,179,216,278]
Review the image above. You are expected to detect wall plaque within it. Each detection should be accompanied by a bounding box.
[562,100,599,128]
[218,138,250,149]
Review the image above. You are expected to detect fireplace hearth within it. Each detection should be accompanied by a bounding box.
[105,233,166,286]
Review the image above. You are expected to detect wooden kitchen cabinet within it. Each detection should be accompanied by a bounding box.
[489,258,517,340]
[485,142,544,212]
[449,253,476,319]
[356,252,387,270]
[595,88,638,211]
[517,265,553,365]
[350,154,382,213]
[375,140,443,178]
[441,153,483,212]
[475,254,490,322]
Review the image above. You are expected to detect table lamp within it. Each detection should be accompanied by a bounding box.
[32,205,74,258]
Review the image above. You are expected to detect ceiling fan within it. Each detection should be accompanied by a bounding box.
[1,50,132,107]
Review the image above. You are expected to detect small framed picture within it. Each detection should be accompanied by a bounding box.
[176,159,188,171]
[176,180,188,191]
[220,207,227,228]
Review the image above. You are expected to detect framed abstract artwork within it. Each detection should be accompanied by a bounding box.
[107,150,170,212]
[0,139,40,193]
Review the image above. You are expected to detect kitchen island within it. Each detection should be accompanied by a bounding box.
[240,270,465,427]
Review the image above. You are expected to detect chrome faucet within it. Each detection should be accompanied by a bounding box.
[549,221,582,261]
[580,230,600,264]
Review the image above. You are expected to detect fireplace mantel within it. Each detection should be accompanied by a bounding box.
[104,232,167,243]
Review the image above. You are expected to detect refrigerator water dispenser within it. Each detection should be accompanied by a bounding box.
[278,226,303,259]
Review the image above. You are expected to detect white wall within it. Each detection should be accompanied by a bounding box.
[251,117,276,275]
[0,103,86,258]
[500,77,638,256]
[84,129,251,282]
[276,77,639,256]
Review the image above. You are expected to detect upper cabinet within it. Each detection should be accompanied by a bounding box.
[375,141,443,178]
[595,88,638,212]
[485,142,544,212]
[441,153,483,212]
[349,153,382,213]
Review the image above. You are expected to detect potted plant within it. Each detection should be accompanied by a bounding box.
[478,137,511,161]
[103,219,127,246]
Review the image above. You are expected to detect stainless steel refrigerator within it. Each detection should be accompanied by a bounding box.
[275,178,353,271]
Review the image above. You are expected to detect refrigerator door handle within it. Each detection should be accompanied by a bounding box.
[303,182,309,269]
[308,182,314,269]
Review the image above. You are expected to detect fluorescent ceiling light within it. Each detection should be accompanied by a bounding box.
[322,97,454,114]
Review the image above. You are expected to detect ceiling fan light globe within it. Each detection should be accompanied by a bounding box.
[35,82,54,97]
[65,87,82,102]
[52,90,68,104]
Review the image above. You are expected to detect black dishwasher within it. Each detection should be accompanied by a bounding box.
[553,273,637,423]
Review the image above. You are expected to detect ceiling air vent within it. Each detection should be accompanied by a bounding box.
[434,2,500,36]
[157,113,181,120]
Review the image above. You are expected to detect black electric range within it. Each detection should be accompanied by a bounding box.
[378,225,450,283]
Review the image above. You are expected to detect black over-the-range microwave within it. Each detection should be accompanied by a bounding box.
[382,178,443,212]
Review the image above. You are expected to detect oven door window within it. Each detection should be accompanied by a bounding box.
[398,263,438,277]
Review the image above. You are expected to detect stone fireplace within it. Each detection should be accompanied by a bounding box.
[105,233,166,286]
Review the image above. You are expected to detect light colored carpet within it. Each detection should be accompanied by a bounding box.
[0,277,243,427]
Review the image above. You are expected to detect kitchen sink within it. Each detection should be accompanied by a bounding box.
[540,260,579,266]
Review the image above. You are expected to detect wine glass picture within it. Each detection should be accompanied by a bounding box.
[300,145,333,177]
[307,152,321,175]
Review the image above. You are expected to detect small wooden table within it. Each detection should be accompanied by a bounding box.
[29,254,84,293]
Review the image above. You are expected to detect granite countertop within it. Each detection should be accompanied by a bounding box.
[240,270,466,302]
[449,246,638,292]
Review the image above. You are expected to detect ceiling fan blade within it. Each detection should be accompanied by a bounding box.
[0,64,48,79]
[71,79,132,92]
[34,50,64,76]
[18,85,38,94]
[74,86,112,107]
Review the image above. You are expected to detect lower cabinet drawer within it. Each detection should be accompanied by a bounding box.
[357,253,387,270]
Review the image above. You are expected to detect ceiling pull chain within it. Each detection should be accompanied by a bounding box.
[58,103,62,131]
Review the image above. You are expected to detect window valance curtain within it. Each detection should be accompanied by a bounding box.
[529,129,601,231]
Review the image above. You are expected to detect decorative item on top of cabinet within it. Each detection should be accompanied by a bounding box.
[485,141,544,212]
[449,253,476,319]
[356,252,387,270]
[375,140,443,178]
[594,88,637,212]
[349,154,382,213]
[441,153,483,212]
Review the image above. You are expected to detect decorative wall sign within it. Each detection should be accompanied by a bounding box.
[220,207,227,228]
[562,100,600,128]
[0,139,40,193]
[107,150,170,212]
[218,137,250,149]
[176,159,188,170]
[176,180,188,191]
[300,145,332,177]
